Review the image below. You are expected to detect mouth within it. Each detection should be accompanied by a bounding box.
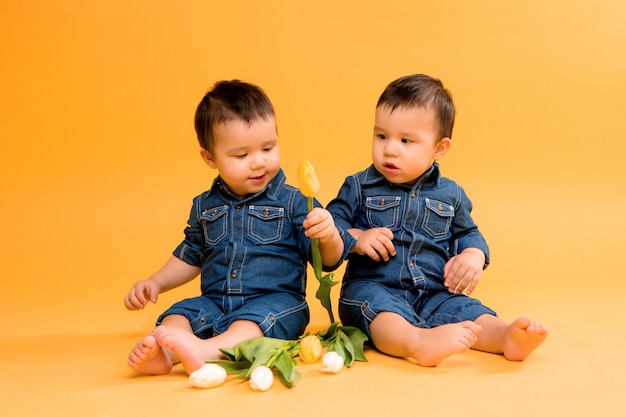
[249,174,267,184]
[383,163,399,174]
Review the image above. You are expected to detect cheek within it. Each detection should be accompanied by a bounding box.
[371,142,382,159]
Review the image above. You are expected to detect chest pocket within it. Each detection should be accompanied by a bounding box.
[365,196,401,230]
[422,198,454,238]
[247,205,284,244]
[200,205,229,245]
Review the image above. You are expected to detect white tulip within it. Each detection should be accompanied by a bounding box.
[249,365,274,391]
[189,363,227,388]
[320,351,344,374]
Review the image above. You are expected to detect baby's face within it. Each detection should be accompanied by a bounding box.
[371,105,448,185]
[203,116,280,198]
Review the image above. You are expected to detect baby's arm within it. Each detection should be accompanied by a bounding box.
[124,256,201,310]
[442,248,486,295]
[348,227,396,262]
[303,207,344,267]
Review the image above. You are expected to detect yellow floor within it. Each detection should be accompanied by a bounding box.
[2,191,625,416]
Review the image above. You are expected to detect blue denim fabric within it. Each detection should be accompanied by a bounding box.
[327,163,495,334]
[338,281,496,338]
[157,169,350,340]
[156,293,310,340]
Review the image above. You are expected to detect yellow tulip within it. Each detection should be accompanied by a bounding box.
[297,160,320,198]
[299,335,323,364]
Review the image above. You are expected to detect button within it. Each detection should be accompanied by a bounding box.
[380,199,386,206]
[231,272,237,279]
[410,261,414,268]
[264,209,269,216]
[199,317,207,324]
[235,205,241,210]
[211,211,217,217]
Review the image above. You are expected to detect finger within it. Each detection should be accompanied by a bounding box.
[454,278,469,294]
[366,248,382,262]
[377,246,391,261]
[363,243,383,261]
[125,293,142,310]
[371,238,392,261]
[145,287,158,304]
[465,274,480,295]
[380,227,394,240]
[377,234,396,257]
[446,274,463,292]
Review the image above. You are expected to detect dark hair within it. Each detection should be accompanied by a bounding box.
[194,80,276,151]
[376,74,455,140]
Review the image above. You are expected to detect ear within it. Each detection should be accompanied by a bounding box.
[200,148,217,168]
[434,137,451,160]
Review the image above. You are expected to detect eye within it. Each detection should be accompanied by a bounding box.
[235,153,247,159]
[376,134,386,140]
[401,138,411,144]
[263,145,274,152]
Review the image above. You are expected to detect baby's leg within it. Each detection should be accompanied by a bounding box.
[369,312,482,367]
[154,319,263,375]
[473,314,548,360]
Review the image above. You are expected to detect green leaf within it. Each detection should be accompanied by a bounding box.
[212,337,304,387]
[339,331,356,367]
[225,336,288,362]
[273,351,300,388]
[329,339,348,363]
[318,322,340,341]
[206,359,251,375]
[314,272,339,323]
[341,326,369,362]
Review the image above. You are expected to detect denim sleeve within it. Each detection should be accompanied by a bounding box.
[451,186,490,268]
[172,196,205,267]
[326,176,358,259]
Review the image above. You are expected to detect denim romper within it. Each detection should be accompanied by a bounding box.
[327,163,496,337]
[157,169,348,340]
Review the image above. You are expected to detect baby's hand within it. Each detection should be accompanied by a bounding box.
[303,208,338,244]
[443,248,486,295]
[124,279,161,311]
[351,227,396,262]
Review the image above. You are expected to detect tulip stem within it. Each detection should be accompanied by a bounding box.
[307,196,336,323]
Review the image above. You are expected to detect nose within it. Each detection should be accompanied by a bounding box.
[249,152,265,169]
[383,139,399,156]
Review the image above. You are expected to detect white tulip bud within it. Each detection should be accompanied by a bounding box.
[320,351,344,374]
[189,363,227,388]
[249,366,274,391]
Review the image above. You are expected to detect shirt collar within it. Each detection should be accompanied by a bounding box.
[211,169,285,202]
[362,163,441,189]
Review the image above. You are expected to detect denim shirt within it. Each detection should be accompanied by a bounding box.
[173,169,348,305]
[327,163,489,291]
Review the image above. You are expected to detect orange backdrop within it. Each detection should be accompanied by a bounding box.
[1,0,625,339]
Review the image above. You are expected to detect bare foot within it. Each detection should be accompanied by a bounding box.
[410,321,482,367]
[502,316,549,361]
[128,334,173,375]
[153,326,223,375]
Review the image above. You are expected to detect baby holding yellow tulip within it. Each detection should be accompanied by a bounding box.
[327,74,548,367]
[124,80,348,376]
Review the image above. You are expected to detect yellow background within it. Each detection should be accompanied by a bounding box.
[1,1,625,416]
